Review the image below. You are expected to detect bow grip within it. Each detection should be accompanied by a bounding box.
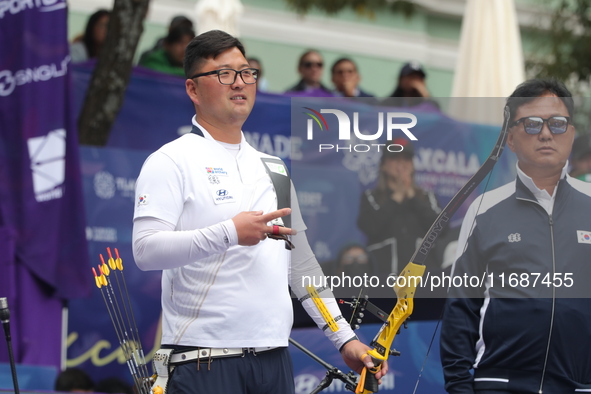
[363,364,380,393]
[355,355,382,394]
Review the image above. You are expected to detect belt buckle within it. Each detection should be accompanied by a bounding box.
[243,347,257,356]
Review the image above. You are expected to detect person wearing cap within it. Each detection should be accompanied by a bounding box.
[330,57,375,99]
[570,133,591,182]
[138,15,194,65]
[356,139,441,277]
[390,61,430,98]
[285,49,333,95]
[139,25,196,77]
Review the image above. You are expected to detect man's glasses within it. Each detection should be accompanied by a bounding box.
[511,116,571,135]
[302,61,323,68]
[190,68,259,85]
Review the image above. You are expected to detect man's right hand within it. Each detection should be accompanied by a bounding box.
[232,208,296,246]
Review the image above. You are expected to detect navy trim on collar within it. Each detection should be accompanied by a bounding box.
[191,125,204,137]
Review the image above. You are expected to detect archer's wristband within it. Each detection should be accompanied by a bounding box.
[339,335,359,353]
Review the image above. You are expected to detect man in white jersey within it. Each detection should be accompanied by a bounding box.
[132,29,387,393]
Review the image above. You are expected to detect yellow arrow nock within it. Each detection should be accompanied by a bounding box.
[106,247,117,270]
[99,254,110,276]
[114,247,123,270]
[92,267,102,289]
[98,265,108,286]
[152,386,163,394]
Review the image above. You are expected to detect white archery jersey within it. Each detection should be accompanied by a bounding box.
[134,125,301,348]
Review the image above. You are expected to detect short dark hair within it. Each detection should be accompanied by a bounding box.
[164,25,195,46]
[506,79,574,122]
[54,368,94,392]
[184,30,246,78]
[331,57,356,74]
[169,15,193,31]
[298,49,322,67]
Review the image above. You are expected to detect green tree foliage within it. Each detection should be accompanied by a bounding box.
[526,0,591,94]
[285,0,416,18]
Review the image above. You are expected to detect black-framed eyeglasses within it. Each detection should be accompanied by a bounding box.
[511,116,571,135]
[190,68,259,85]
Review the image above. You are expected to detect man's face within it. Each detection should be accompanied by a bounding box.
[186,47,256,129]
[298,52,324,85]
[398,73,425,97]
[507,94,574,177]
[166,34,194,66]
[93,14,110,46]
[331,60,360,92]
[382,155,414,180]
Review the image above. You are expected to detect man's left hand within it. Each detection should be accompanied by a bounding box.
[340,339,388,381]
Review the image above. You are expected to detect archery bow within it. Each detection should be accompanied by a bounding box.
[355,106,512,394]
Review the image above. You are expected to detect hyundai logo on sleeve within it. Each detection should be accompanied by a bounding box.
[216,189,228,196]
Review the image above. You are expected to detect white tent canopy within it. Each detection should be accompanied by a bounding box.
[449,0,526,125]
[194,0,244,36]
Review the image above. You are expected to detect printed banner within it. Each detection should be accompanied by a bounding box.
[0,0,89,368]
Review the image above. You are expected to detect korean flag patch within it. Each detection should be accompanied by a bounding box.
[138,194,149,206]
[577,230,591,244]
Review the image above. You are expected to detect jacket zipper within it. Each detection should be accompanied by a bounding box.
[538,213,556,394]
[516,197,556,394]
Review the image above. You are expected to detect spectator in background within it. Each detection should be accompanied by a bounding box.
[139,25,195,77]
[331,57,375,99]
[139,15,194,65]
[54,368,94,392]
[70,9,110,63]
[570,133,591,182]
[390,61,430,98]
[247,57,269,92]
[334,243,372,277]
[285,49,332,95]
[94,377,134,394]
[357,139,441,278]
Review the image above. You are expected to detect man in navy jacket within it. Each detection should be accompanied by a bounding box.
[440,79,591,393]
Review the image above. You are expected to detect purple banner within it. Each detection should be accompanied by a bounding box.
[0,0,90,368]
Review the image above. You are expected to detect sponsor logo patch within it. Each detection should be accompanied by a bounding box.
[264,162,288,177]
[508,233,521,243]
[205,167,228,176]
[214,189,234,204]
